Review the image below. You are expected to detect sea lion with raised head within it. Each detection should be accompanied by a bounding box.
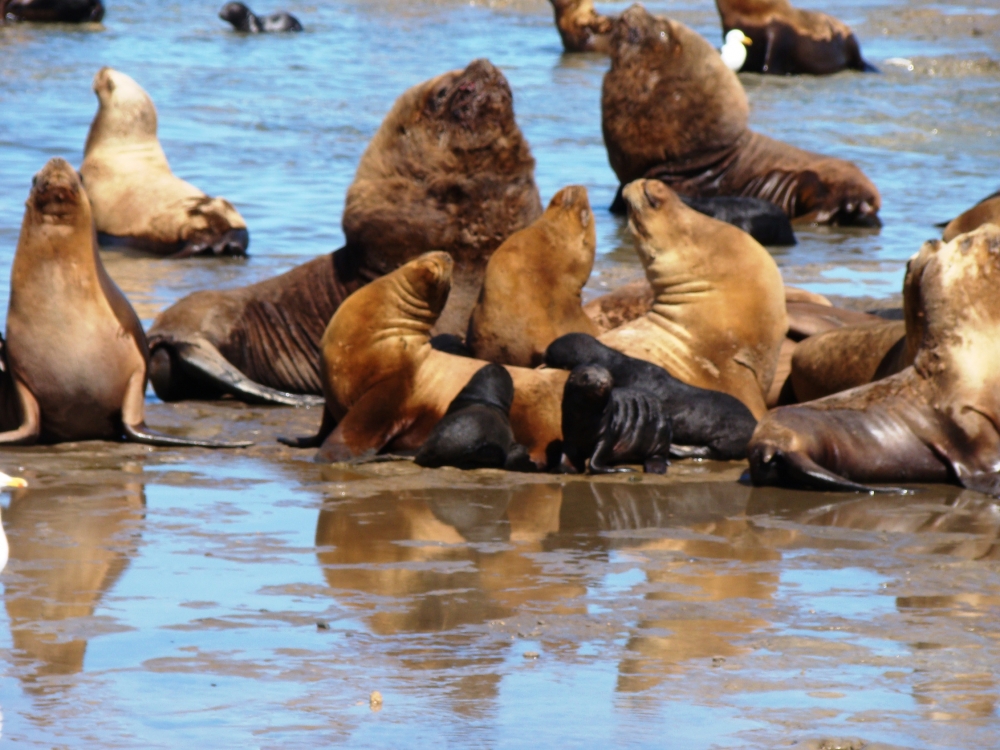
[80,68,248,257]
[749,224,1000,495]
[545,333,756,459]
[414,364,534,471]
[0,158,250,448]
[940,189,1000,242]
[282,252,568,467]
[598,179,787,419]
[218,2,302,32]
[467,185,598,367]
[548,0,615,53]
[2,0,103,23]
[602,6,880,226]
[715,0,876,75]
[148,59,541,406]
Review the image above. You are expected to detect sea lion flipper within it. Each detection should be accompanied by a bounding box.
[759,446,899,494]
[0,379,41,445]
[314,380,413,464]
[278,407,337,449]
[669,444,713,459]
[122,421,253,449]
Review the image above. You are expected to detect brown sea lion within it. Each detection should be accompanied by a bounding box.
[602,5,880,226]
[466,186,598,367]
[715,0,876,75]
[80,68,249,257]
[147,59,541,406]
[548,0,615,53]
[0,158,249,447]
[940,190,1000,242]
[283,252,568,467]
[749,224,1000,494]
[598,180,787,419]
[2,0,103,23]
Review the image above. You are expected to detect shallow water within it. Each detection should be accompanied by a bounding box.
[1,0,1000,746]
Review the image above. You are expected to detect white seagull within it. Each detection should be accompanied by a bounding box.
[721,29,752,72]
[0,472,28,573]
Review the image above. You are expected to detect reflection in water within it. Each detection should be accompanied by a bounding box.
[2,471,145,693]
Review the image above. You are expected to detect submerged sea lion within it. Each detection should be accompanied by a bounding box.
[414,364,534,471]
[749,224,1000,494]
[715,0,876,75]
[80,68,249,257]
[467,186,598,367]
[602,6,880,226]
[218,2,302,32]
[545,333,756,460]
[548,0,615,53]
[284,252,568,466]
[940,189,1000,242]
[679,194,796,246]
[148,59,541,405]
[2,0,103,23]
[561,364,672,474]
[0,158,249,448]
[598,180,787,419]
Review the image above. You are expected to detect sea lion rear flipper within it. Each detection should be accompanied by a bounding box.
[0,378,41,445]
[753,446,901,493]
[123,421,252,449]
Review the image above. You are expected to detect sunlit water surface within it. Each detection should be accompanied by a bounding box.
[1,0,999,746]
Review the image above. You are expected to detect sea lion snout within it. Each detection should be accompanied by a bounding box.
[567,364,614,403]
[447,59,511,125]
[30,158,83,218]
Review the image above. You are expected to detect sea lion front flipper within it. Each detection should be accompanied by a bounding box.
[0,378,41,445]
[278,407,337,449]
[314,381,414,464]
[588,437,634,474]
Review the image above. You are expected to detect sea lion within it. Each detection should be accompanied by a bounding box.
[715,0,876,75]
[940,189,1000,242]
[560,364,672,474]
[602,6,880,226]
[79,68,248,257]
[598,180,787,419]
[1,0,103,23]
[548,0,615,53]
[545,333,757,460]
[147,59,541,405]
[679,194,796,245]
[283,252,568,467]
[466,185,598,367]
[749,224,1000,495]
[0,158,250,448]
[414,364,534,471]
[219,2,302,32]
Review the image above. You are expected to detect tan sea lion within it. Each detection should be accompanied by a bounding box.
[715,0,876,75]
[602,5,880,226]
[598,179,787,419]
[80,68,249,257]
[147,59,541,406]
[940,190,1000,242]
[0,158,249,447]
[467,185,598,367]
[749,224,1000,494]
[548,0,615,53]
[283,252,568,467]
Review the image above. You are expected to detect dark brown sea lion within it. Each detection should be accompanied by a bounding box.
[548,0,615,53]
[749,224,1000,494]
[148,59,541,406]
[940,190,1000,242]
[285,252,568,467]
[218,1,301,32]
[2,0,103,23]
[602,6,880,226]
[80,68,249,257]
[466,185,598,367]
[0,158,249,448]
[715,0,876,75]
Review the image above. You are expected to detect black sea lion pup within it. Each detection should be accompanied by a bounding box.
[0,158,250,448]
[2,0,104,23]
[414,365,534,471]
[219,2,302,32]
[678,195,795,246]
[561,365,672,474]
[546,333,756,460]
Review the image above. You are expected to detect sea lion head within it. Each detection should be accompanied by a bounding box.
[602,4,749,184]
[446,364,515,415]
[84,68,158,153]
[620,178,686,267]
[219,2,253,26]
[25,158,91,231]
[545,185,596,254]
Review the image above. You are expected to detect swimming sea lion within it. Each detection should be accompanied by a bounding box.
[548,0,615,53]
[598,180,787,419]
[79,68,249,257]
[148,59,541,405]
[285,252,568,467]
[218,2,302,32]
[940,189,1000,242]
[2,0,103,23]
[414,364,534,471]
[545,333,757,460]
[0,158,249,448]
[714,0,876,75]
[466,185,598,367]
[560,364,672,474]
[749,224,1000,495]
[602,6,880,226]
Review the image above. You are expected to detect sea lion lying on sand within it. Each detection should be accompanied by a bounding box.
[939,189,1000,242]
[80,68,249,257]
[749,224,1000,494]
[714,0,876,75]
[602,6,880,226]
[148,59,541,406]
[0,158,249,448]
[2,0,103,23]
[548,0,615,53]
